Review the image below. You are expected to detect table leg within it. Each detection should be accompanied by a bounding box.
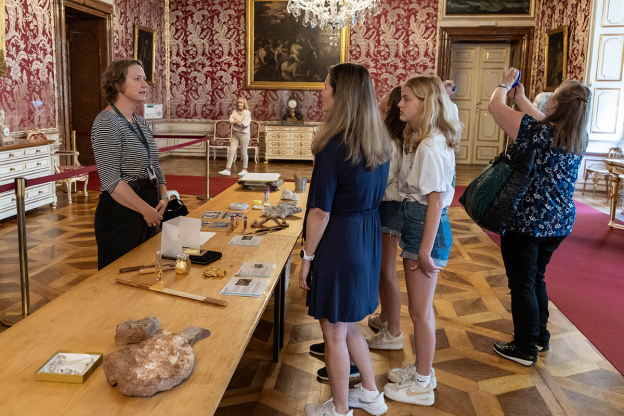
[608,174,624,230]
[280,267,286,349]
[273,273,282,363]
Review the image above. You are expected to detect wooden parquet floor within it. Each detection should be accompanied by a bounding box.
[1,160,623,415]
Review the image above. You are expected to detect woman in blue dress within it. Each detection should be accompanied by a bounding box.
[299,63,392,416]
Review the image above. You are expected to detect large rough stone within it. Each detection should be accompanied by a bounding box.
[114,316,159,345]
[104,329,194,397]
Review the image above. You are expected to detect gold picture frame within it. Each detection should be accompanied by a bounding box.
[544,25,568,92]
[0,0,8,78]
[133,24,157,85]
[246,0,349,90]
[442,0,535,20]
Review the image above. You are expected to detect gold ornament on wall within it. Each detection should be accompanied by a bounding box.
[0,0,8,78]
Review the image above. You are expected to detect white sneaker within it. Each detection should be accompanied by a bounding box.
[237,169,248,176]
[218,169,231,176]
[383,377,434,406]
[304,399,353,416]
[347,383,388,415]
[387,365,436,389]
[367,314,388,331]
[366,328,403,350]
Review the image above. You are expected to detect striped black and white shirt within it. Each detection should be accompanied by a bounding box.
[91,110,166,193]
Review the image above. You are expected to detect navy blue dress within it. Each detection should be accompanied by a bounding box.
[305,135,390,323]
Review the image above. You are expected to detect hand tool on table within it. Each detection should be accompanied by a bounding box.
[115,279,228,306]
[119,263,174,273]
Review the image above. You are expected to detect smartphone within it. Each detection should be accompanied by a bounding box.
[511,70,522,88]
[189,250,222,265]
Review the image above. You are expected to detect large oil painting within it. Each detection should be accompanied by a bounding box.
[246,0,349,90]
[444,0,533,17]
[134,24,156,85]
[544,26,568,92]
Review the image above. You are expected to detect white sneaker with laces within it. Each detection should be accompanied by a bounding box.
[238,169,248,176]
[387,365,436,389]
[347,384,388,416]
[304,398,353,416]
[383,377,434,406]
[218,169,231,176]
[367,314,388,331]
[366,328,403,350]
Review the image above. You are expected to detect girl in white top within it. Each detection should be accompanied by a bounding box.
[383,76,461,407]
[219,97,252,177]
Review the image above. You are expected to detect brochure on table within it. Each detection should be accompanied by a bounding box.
[220,277,268,297]
[236,262,275,277]
[228,235,263,247]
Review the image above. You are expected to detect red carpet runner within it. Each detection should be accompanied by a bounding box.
[453,185,624,374]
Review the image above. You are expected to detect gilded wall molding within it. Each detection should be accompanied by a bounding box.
[165,0,170,120]
[0,0,8,77]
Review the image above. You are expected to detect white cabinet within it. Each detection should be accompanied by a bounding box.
[264,125,317,162]
[0,142,57,220]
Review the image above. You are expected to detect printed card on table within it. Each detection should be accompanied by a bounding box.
[235,262,276,278]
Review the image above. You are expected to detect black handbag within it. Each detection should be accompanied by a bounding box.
[459,143,536,235]
[162,197,189,222]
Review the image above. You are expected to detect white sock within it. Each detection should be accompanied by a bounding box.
[415,372,430,389]
[361,385,379,398]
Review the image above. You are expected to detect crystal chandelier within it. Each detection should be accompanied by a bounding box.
[286,0,382,30]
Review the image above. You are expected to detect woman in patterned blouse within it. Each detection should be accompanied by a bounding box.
[487,67,591,366]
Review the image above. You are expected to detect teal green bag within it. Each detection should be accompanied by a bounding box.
[459,144,535,235]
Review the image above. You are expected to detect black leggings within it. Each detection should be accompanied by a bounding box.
[94,188,159,270]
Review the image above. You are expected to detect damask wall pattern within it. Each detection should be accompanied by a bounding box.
[0,0,56,132]
[529,0,591,98]
[113,0,166,116]
[168,0,438,122]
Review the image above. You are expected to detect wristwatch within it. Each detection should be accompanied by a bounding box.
[300,249,314,261]
[160,195,169,201]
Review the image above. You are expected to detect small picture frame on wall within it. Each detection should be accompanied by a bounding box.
[544,25,568,92]
[443,0,534,19]
[246,0,349,90]
[133,24,156,85]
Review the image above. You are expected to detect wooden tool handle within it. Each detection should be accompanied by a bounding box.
[115,279,151,290]
[201,296,228,307]
[139,265,175,274]
[119,265,146,273]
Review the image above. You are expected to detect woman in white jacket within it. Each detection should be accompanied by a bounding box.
[219,97,252,176]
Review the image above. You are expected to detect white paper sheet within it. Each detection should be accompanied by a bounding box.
[239,173,281,182]
[235,262,275,277]
[199,231,216,245]
[161,217,202,257]
[228,235,263,246]
[219,277,268,297]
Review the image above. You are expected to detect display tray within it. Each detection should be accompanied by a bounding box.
[35,350,103,384]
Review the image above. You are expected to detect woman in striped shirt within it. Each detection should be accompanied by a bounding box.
[91,59,168,270]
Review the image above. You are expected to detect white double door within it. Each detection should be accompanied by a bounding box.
[450,43,511,164]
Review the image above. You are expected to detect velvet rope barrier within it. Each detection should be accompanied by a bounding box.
[0,136,210,194]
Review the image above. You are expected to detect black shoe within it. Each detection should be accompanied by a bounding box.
[317,364,360,381]
[493,341,537,366]
[310,342,325,356]
[537,341,549,352]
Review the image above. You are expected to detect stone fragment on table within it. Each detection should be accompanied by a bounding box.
[104,329,194,397]
[179,326,211,347]
[262,202,303,218]
[114,316,159,345]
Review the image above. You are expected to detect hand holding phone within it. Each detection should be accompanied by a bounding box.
[511,70,522,88]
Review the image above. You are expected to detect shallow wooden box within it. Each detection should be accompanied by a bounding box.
[35,350,103,384]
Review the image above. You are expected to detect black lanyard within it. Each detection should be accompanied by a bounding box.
[110,104,151,160]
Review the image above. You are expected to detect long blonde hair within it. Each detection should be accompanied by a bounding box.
[402,76,462,153]
[236,97,249,111]
[541,80,590,155]
[311,63,392,169]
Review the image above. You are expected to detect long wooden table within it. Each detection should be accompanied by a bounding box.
[604,158,624,230]
[0,182,307,415]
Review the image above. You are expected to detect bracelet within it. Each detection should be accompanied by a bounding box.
[497,84,510,92]
[160,195,169,200]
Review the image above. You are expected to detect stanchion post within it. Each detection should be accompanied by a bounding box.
[1,178,31,327]
[197,136,210,201]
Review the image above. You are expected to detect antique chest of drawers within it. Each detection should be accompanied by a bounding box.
[0,141,56,220]
[264,124,317,162]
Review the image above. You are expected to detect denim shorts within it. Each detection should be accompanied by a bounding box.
[399,200,453,267]
[379,201,403,236]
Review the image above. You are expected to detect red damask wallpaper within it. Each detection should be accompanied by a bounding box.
[0,0,56,132]
[113,0,166,117]
[529,0,592,98]
[169,0,438,122]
